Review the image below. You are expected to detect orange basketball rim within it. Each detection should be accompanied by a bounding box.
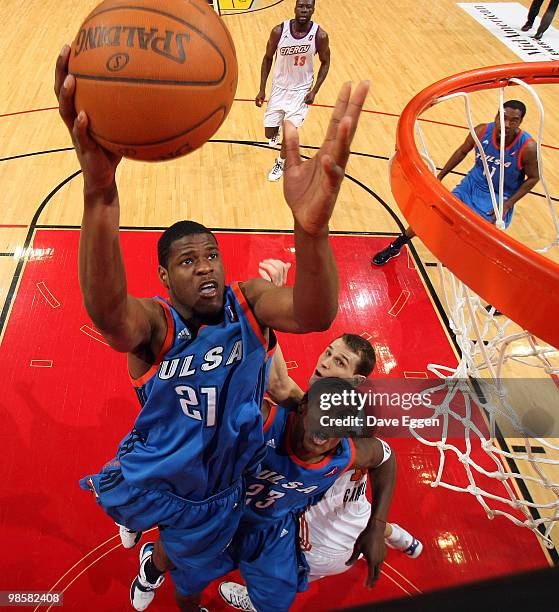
[390,62,559,348]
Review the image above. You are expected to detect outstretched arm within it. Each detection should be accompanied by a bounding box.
[55,45,163,354]
[346,438,396,588]
[304,30,330,105]
[267,344,304,406]
[256,259,303,404]
[243,81,370,333]
[255,25,282,107]
[437,124,485,181]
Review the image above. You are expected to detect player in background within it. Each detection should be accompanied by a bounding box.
[521,0,559,40]
[256,0,330,182]
[55,44,369,612]
[371,101,539,266]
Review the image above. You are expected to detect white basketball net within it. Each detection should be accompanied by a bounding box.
[408,80,559,549]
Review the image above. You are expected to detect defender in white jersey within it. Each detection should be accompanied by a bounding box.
[300,466,422,581]
[255,0,330,182]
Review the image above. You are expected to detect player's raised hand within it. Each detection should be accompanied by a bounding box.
[258,259,291,287]
[283,81,369,236]
[55,45,121,193]
[346,524,386,589]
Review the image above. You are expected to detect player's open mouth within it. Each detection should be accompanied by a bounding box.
[311,432,328,446]
[199,281,218,298]
[314,369,322,378]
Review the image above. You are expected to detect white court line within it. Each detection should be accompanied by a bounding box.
[37,528,157,612]
[30,359,53,368]
[80,325,109,346]
[383,560,423,594]
[36,282,60,308]
[44,544,122,612]
[388,290,411,317]
[379,567,413,596]
[407,249,415,270]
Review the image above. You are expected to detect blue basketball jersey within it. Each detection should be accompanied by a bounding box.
[243,404,355,523]
[469,122,533,199]
[116,283,274,500]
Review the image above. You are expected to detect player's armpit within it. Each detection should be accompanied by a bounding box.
[266,24,283,57]
[99,296,166,355]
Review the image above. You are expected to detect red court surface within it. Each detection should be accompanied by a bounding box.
[0,230,550,610]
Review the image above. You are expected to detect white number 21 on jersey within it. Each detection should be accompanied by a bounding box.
[175,385,217,426]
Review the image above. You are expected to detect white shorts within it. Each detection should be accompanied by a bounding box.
[264,84,310,129]
[304,548,355,581]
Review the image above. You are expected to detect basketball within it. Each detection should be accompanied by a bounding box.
[68,0,238,161]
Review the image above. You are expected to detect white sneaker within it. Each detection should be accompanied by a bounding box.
[386,523,423,559]
[117,523,143,549]
[130,543,165,611]
[403,537,423,558]
[218,582,256,612]
[268,133,280,147]
[267,159,284,182]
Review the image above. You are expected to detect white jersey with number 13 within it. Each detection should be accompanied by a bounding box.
[272,20,319,91]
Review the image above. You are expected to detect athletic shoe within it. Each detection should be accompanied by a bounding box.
[403,537,423,558]
[371,242,402,266]
[520,21,533,32]
[267,159,284,182]
[117,523,143,549]
[130,543,165,611]
[218,582,256,612]
[268,133,280,147]
[534,31,544,40]
[386,524,423,559]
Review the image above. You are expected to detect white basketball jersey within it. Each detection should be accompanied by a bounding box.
[301,469,370,555]
[272,20,319,91]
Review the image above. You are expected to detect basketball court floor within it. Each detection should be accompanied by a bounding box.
[1,0,558,609]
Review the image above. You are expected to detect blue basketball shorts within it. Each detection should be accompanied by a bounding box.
[452,176,513,228]
[229,513,310,612]
[80,465,244,595]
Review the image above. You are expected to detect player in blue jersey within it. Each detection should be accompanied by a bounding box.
[372,100,540,266]
[55,46,369,612]
[138,375,396,612]
[225,378,396,612]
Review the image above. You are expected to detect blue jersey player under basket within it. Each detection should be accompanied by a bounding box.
[372,100,539,266]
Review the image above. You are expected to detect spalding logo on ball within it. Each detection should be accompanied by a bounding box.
[68,0,238,162]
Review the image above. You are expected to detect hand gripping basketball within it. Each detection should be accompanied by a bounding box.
[55,45,122,194]
[282,81,369,237]
[63,0,238,162]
